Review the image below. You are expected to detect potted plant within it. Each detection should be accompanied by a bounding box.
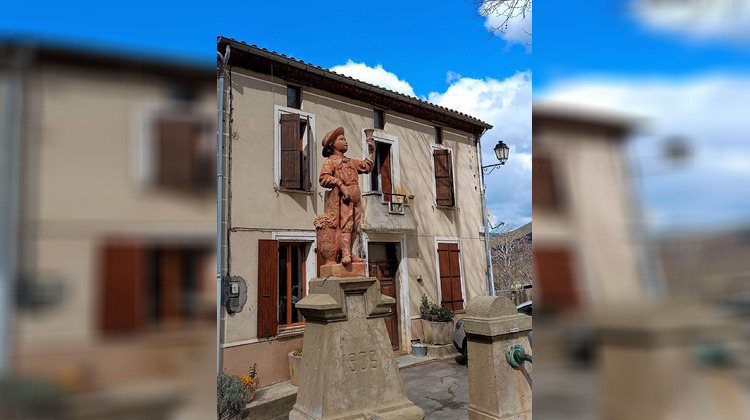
[419,294,455,345]
[288,348,302,386]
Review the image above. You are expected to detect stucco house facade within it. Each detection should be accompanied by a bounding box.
[1,42,216,417]
[218,37,494,384]
[532,103,649,311]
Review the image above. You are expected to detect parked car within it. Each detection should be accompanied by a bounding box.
[453,300,532,358]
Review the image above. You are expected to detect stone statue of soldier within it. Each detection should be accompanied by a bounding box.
[314,127,375,267]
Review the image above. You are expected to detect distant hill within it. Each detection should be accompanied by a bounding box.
[489,222,532,239]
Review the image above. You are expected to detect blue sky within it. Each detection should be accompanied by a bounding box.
[0,0,533,229]
[537,0,750,232]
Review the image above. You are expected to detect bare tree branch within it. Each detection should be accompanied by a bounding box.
[469,0,532,40]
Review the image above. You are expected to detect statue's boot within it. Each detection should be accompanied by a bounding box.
[340,235,352,265]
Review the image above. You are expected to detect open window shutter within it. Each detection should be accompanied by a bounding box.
[280,114,301,189]
[302,116,311,191]
[100,242,145,334]
[434,150,454,206]
[380,145,392,202]
[257,240,279,338]
[158,118,194,189]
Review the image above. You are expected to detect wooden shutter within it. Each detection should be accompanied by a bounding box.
[438,243,463,310]
[158,118,195,189]
[158,249,183,323]
[434,149,454,206]
[257,239,279,338]
[100,242,145,334]
[280,114,301,189]
[380,144,392,202]
[533,155,560,210]
[533,247,578,310]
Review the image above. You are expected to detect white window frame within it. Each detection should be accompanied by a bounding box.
[433,237,466,310]
[362,130,400,198]
[273,105,316,191]
[429,144,457,207]
[271,230,317,295]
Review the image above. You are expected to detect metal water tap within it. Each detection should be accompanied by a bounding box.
[506,344,532,367]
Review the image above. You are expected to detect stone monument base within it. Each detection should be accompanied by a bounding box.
[319,262,366,278]
[289,276,424,420]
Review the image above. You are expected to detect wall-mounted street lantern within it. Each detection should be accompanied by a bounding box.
[480,140,511,297]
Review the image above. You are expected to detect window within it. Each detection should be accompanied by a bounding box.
[532,154,563,211]
[275,106,314,191]
[154,115,214,191]
[432,148,455,207]
[99,241,212,335]
[436,242,464,311]
[277,243,306,327]
[257,239,311,338]
[434,126,443,144]
[287,85,301,109]
[374,109,385,129]
[370,142,393,201]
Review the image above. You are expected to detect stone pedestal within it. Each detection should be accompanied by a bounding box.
[464,297,532,420]
[319,262,366,278]
[289,277,424,420]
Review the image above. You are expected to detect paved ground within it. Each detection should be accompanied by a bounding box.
[400,356,469,420]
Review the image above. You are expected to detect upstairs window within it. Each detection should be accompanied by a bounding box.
[433,148,455,207]
[533,154,563,211]
[435,126,443,144]
[370,142,393,201]
[374,109,385,129]
[287,85,301,109]
[275,106,315,191]
[155,116,214,191]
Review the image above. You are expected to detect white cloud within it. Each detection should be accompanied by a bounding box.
[329,60,417,97]
[483,0,532,52]
[631,0,750,44]
[429,71,532,228]
[543,74,750,229]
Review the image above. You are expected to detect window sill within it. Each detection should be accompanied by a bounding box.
[277,325,305,339]
[435,205,458,210]
[277,188,315,195]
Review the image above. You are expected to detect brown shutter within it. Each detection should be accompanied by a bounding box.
[158,118,195,189]
[280,114,301,189]
[534,247,578,310]
[533,155,560,210]
[380,145,392,202]
[100,242,145,334]
[158,249,183,323]
[448,245,463,311]
[434,149,454,206]
[257,239,279,338]
[438,243,462,310]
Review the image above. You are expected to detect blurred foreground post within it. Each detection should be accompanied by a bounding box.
[464,296,532,420]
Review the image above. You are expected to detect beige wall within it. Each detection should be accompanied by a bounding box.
[223,64,488,368]
[534,123,644,307]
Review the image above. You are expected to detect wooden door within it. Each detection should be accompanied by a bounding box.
[368,243,399,350]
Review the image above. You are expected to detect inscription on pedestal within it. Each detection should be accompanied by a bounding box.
[345,349,379,373]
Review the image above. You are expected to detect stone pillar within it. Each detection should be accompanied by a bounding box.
[595,303,741,420]
[464,296,532,420]
[289,277,424,420]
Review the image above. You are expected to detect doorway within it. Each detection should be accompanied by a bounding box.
[368,242,399,350]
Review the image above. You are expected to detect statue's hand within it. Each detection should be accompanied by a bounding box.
[366,138,376,153]
[340,185,351,201]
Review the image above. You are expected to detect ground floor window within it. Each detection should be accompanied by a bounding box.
[278,242,306,327]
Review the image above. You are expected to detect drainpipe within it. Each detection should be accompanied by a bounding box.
[476,134,496,297]
[216,44,230,376]
[0,45,30,374]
